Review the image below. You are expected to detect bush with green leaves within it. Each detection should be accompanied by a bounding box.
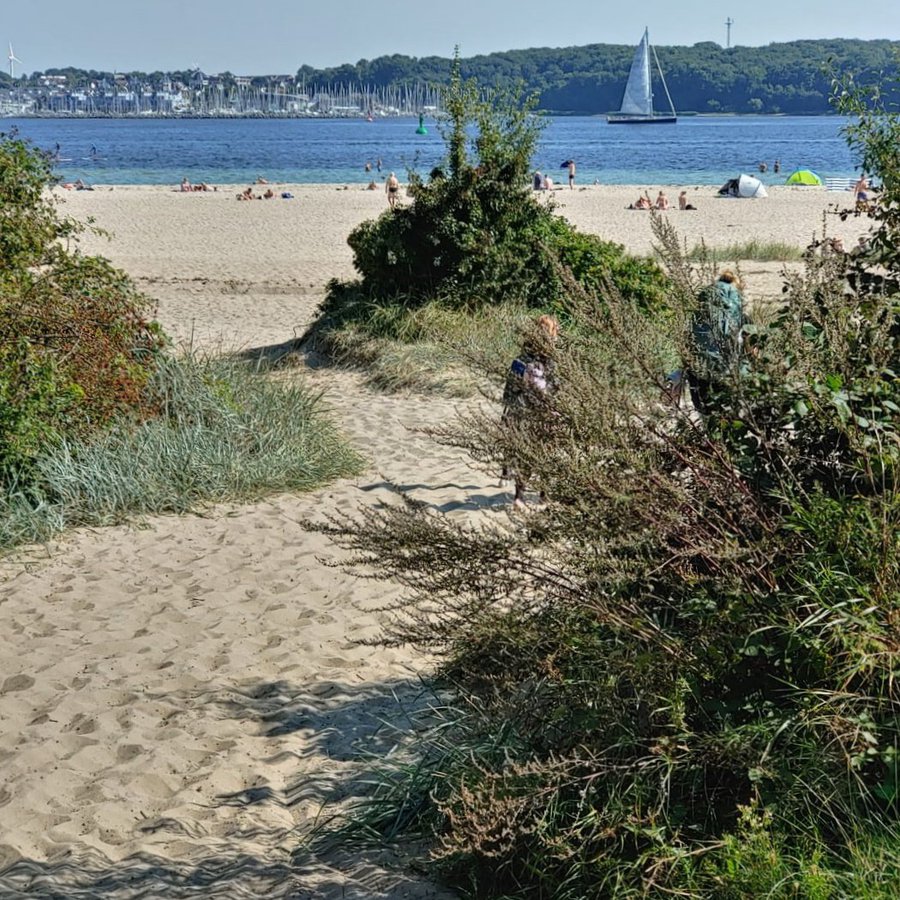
[305,57,667,373]
[310,81,900,897]
[0,130,165,487]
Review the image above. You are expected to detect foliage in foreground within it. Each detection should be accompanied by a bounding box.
[0,131,360,551]
[308,79,900,897]
[304,59,667,388]
[0,130,165,488]
[0,354,362,552]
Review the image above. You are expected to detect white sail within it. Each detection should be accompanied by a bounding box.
[608,28,676,124]
[618,29,652,116]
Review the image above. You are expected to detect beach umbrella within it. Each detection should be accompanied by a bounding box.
[785,169,823,186]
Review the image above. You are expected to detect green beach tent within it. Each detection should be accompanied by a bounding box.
[785,169,823,186]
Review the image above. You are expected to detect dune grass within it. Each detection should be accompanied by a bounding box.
[0,353,362,552]
[687,239,804,262]
[316,299,530,396]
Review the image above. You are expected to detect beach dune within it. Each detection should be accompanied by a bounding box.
[0,181,869,895]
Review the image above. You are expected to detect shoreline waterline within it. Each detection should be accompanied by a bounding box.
[8,114,859,187]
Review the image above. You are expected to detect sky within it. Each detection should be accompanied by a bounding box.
[3,0,900,76]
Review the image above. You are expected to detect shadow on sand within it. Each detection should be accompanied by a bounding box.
[0,677,456,899]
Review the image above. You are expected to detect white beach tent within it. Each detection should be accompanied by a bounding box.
[718,174,768,198]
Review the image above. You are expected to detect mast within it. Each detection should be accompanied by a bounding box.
[643,29,653,116]
[651,43,676,117]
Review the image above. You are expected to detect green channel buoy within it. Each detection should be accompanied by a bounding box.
[415,114,428,135]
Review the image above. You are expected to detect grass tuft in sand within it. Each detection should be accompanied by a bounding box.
[0,353,362,551]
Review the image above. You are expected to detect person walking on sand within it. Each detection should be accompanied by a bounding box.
[501,314,561,509]
[567,159,576,189]
[385,171,400,208]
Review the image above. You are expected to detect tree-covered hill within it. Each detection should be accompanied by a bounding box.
[297,38,899,114]
[17,38,899,116]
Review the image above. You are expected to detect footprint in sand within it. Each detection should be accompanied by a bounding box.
[116,743,146,763]
[62,713,97,735]
[1,674,35,693]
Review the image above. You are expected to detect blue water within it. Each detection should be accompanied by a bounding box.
[2,115,858,186]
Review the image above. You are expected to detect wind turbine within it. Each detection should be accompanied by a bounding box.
[8,42,22,78]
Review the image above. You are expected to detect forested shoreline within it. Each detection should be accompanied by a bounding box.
[6,38,899,116]
[299,38,900,114]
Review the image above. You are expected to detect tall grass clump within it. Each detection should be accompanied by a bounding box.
[0,354,362,550]
[307,74,900,896]
[303,54,667,393]
[687,239,804,262]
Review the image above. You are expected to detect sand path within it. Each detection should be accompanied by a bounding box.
[0,320,487,896]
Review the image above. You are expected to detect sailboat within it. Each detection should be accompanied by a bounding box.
[607,28,677,125]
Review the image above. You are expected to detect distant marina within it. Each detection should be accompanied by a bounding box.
[0,75,442,118]
[4,115,859,187]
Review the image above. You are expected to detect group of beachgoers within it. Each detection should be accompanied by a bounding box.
[502,270,752,509]
[757,159,782,174]
[238,187,278,200]
[532,160,577,192]
[180,177,213,192]
[628,190,696,211]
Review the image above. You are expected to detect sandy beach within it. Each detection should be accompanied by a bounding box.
[0,182,870,896]
[56,182,868,348]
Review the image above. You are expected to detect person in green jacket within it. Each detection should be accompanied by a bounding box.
[687,270,750,414]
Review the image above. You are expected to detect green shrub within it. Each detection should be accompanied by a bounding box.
[0,130,165,486]
[304,61,667,389]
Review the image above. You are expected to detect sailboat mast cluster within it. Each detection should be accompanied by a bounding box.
[607,28,677,124]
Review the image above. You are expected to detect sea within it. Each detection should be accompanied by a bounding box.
[2,115,859,187]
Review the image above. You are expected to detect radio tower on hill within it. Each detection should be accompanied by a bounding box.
[725,17,734,49]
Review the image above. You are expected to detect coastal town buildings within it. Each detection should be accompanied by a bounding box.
[0,70,441,117]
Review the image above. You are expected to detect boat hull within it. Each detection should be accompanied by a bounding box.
[607,114,677,124]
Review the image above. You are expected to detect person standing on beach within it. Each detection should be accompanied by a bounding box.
[567,159,576,189]
[385,171,400,208]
